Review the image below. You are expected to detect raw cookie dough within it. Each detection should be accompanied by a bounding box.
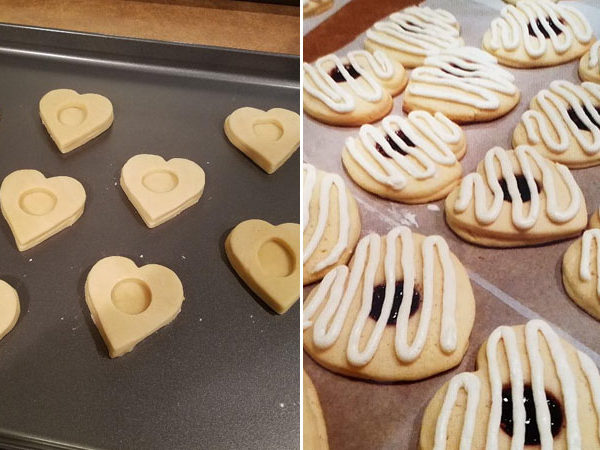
[445,146,587,247]
[403,47,520,124]
[364,6,464,69]
[303,163,361,286]
[0,280,19,341]
[224,107,299,174]
[303,226,475,382]
[303,371,329,450]
[226,219,300,314]
[342,111,466,203]
[85,256,184,358]
[419,320,600,449]
[120,154,205,228]
[303,50,407,126]
[579,40,600,83]
[483,0,594,68]
[40,89,114,153]
[512,80,600,169]
[303,0,332,18]
[0,170,86,251]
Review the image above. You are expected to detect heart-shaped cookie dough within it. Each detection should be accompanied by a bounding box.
[224,107,299,174]
[0,170,86,251]
[85,256,184,358]
[120,154,205,228]
[0,280,20,341]
[226,219,300,314]
[40,88,114,153]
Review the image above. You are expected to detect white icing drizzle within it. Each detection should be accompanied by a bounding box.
[521,80,600,155]
[488,0,593,58]
[366,6,462,57]
[579,228,600,297]
[578,350,600,441]
[344,111,461,190]
[454,146,581,230]
[303,50,395,113]
[303,226,458,366]
[589,41,600,69]
[302,163,351,273]
[407,47,517,110]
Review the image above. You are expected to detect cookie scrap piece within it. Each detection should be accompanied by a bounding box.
[303,226,475,382]
[40,89,113,153]
[226,219,300,314]
[580,41,600,83]
[85,256,184,358]
[419,319,600,449]
[0,170,86,251]
[303,371,329,450]
[0,280,20,341]
[590,207,600,229]
[224,107,299,174]
[303,0,332,18]
[120,154,205,228]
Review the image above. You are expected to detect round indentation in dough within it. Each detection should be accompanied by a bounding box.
[258,238,294,277]
[111,278,152,315]
[142,170,179,193]
[252,119,284,141]
[19,188,57,216]
[58,105,87,127]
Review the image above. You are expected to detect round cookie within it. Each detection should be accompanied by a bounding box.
[364,6,464,69]
[303,164,361,285]
[482,0,594,68]
[419,319,600,449]
[303,371,329,450]
[303,50,408,126]
[342,111,466,203]
[304,0,333,18]
[512,80,600,169]
[589,207,600,229]
[444,145,587,247]
[303,226,475,382]
[402,47,521,124]
[580,41,600,83]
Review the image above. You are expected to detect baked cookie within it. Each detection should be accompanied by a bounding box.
[503,0,557,4]
[445,146,587,247]
[303,50,408,126]
[303,0,332,18]
[579,40,600,83]
[512,80,600,169]
[303,164,361,286]
[403,47,520,124]
[342,111,465,203]
[419,319,600,449]
[303,226,475,382]
[364,6,464,69]
[589,207,600,229]
[482,0,594,68]
[303,371,329,450]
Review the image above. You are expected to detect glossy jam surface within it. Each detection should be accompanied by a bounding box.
[527,18,564,38]
[498,175,540,203]
[567,106,600,131]
[329,64,360,82]
[370,281,420,325]
[375,129,415,158]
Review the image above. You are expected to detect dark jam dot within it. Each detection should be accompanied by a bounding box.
[441,62,477,76]
[497,175,540,203]
[329,64,360,83]
[567,106,600,131]
[369,281,420,325]
[500,385,563,445]
[375,130,416,158]
[527,18,565,38]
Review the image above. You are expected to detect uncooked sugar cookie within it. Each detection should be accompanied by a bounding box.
[579,40,600,83]
[0,170,86,251]
[40,88,113,153]
[303,371,329,450]
[303,50,407,126]
[364,6,464,69]
[303,226,475,382]
[513,80,600,168]
[445,146,587,247]
[303,0,332,18]
[403,47,520,123]
[419,319,600,449]
[303,164,361,286]
[0,280,19,341]
[342,111,465,203]
[483,0,594,68]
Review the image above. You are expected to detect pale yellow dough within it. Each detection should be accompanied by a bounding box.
[224,107,300,174]
[0,170,86,251]
[85,256,184,358]
[120,154,205,228]
[303,371,329,450]
[40,89,113,153]
[0,280,20,341]
[225,219,300,314]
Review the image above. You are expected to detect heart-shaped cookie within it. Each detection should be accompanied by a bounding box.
[0,170,86,251]
[40,88,114,153]
[120,154,205,228]
[85,256,184,358]
[225,219,300,314]
[0,280,20,341]
[224,107,299,174]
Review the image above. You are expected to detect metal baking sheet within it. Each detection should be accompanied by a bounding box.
[0,23,299,450]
